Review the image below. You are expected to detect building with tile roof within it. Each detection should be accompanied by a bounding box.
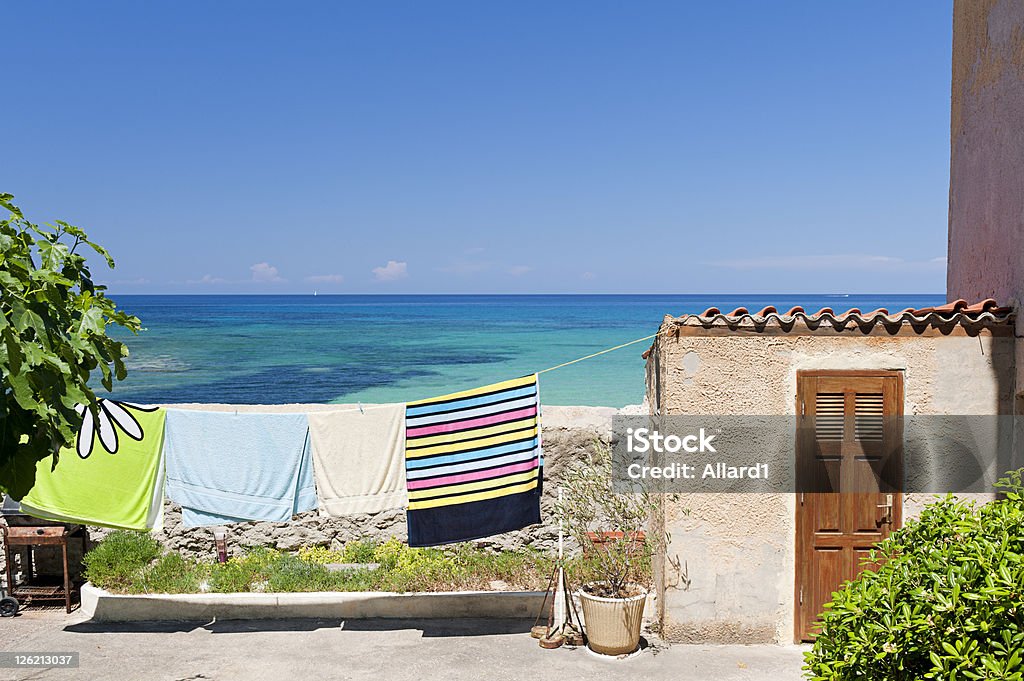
[643,0,1023,645]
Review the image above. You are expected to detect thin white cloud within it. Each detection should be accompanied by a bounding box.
[709,254,945,272]
[581,271,596,280]
[250,262,285,283]
[438,261,535,277]
[439,261,492,275]
[106,277,151,285]
[372,260,408,281]
[305,274,345,285]
[187,274,227,285]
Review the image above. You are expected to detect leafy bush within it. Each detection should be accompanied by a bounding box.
[445,543,550,589]
[0,193,142,498]
[565,548,652,589]
[207,547,283,593]
[370,537,408,569]
[131,553,206,594]
[552,439,667,597]
[266,554,335,592]
[805,487,1024,681]
[297,540,378,565]
[83,531,161,590]
[367,538,553,592]
[371,538,456,591]
[325,567,378,592]
[340,539,378,563]
[296,545,344,565]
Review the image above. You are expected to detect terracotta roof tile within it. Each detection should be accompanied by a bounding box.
[653,298,1014,341]
[964,298,1001,313]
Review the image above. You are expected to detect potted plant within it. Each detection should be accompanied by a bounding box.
[554,439,664,656]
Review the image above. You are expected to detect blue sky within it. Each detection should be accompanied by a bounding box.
[2,1,952,294]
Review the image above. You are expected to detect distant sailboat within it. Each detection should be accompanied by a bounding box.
[313,290,318,297]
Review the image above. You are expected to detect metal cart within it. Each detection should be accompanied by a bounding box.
[0,497,86,613]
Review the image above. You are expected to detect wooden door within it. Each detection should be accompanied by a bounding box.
[794,370,903,642]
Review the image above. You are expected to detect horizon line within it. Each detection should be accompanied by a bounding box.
[102,291,947,297]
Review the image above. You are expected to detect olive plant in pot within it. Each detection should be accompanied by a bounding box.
[554,440,665,656]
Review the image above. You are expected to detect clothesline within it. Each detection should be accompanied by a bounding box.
[269,329,664,416]
[535,331,660,374]
[25,373,547,546]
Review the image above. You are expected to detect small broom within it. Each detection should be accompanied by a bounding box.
[532,488,584,648]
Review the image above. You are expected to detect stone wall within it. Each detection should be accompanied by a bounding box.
[3,405,616,585]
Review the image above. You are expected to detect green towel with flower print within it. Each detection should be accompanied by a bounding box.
[20,400,166,531]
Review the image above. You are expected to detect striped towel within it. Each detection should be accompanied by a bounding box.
[404,374,543,547]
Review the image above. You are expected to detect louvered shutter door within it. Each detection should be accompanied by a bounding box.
[795,371,903,642]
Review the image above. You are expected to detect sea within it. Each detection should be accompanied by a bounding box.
[99,294,945,408]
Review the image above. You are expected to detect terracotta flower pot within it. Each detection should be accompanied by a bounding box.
[578,583,647,656]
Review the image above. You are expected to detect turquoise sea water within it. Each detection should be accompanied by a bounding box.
[101,294,945,407]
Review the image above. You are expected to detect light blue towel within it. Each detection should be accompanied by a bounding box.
[164,410,317,527]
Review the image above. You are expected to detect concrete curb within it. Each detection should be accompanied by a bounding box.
[80,583,546,622]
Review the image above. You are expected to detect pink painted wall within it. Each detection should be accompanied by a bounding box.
[947,0,1024,410]
[948,0,1024,304]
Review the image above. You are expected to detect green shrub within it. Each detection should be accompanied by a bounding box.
[296,545,344,565]
[131,553,206,594]
[805,489,1024,681]
[444,543,551,589]
[85,537,554,594]
[339,539,378,564]
[266,554,332,592]
[83,531,161,590]
[208,546,283,593]
[266,554,381,592]
[297,541,379,566]
[565,548,651,589]
[370,537,407,570]
[330,567,378,592]
[370,539,552,592]
[552,439,667,598]
[369,538,465,592]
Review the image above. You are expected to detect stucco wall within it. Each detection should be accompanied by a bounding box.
[947,0,1024,408]
[647,327,1015,643]
[948,0,1024,308]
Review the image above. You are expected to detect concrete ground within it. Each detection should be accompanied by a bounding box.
[1,608,808,681]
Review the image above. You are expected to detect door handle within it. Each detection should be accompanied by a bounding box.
[876,494,893,525]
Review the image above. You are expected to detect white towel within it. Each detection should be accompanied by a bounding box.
[308,404,407,515]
